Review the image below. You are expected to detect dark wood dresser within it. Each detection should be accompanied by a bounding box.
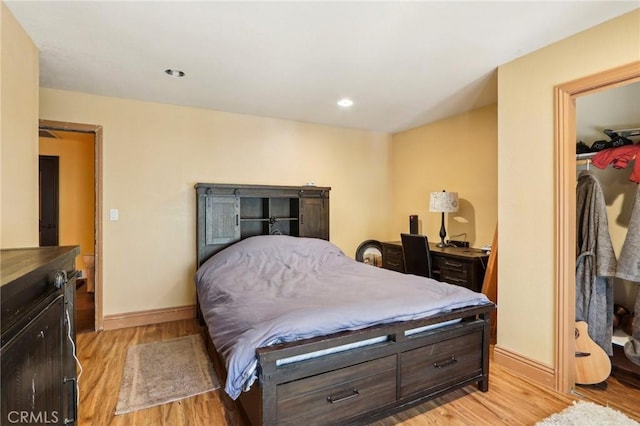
[1,246,80,425]
[381,241,489,292]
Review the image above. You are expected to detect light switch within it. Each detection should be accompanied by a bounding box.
[109,209,119,221]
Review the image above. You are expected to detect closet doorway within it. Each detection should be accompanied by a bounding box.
[555,61,640,393]
[39,119,104,331]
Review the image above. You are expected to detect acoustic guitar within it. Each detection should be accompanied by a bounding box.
[574,321,611,385]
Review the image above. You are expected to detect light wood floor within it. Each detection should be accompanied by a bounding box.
[76,319,640,425]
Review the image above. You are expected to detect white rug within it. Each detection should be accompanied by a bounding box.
[115,334,220,415]
[536,401,639,425]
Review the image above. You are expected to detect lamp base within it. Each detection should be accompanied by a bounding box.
[438,212,447,249]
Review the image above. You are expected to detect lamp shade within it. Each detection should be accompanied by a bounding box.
[429,191,459,213]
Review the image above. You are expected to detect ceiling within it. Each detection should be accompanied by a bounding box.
[6,1,639,133]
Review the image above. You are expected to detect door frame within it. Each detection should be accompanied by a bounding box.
[554,61,640,392]
[39,119,105,331]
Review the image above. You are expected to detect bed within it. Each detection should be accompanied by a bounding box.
[194,183,495,425]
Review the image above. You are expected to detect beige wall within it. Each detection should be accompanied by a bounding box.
[40,132,95,272]
[0,3,39,248]
[6,0,635,368]
[497,9,640,366]
[39,88,392,315]
[390,104,497,247]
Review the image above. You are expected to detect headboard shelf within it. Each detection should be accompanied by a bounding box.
[195,183,331,268]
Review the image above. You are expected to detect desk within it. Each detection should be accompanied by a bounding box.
[381,241,489,292]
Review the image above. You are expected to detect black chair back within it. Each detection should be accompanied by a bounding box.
[401,233,433,278]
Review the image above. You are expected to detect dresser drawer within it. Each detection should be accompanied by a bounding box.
[399,329,483,398]
[382,244,404,272]
[276,355,397,425]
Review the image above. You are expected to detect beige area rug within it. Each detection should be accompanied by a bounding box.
[536,401,639,425]
[115,334,220,415]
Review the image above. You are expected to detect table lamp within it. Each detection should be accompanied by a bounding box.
[429,190,459,247]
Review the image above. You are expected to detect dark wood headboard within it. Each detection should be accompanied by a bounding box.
[195,183,331,268]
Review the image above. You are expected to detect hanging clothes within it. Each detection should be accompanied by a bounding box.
[617,184,640,366]
[591,144,640,183]
[616,184,640,282]
[576,170,617,355]
[625,295,640,366]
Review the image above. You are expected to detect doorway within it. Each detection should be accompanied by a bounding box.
[555,61,640,392]
[39,120,104,331]
[39,155,59,246]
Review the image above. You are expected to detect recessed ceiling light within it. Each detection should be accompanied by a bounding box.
[165,69,185,78]
[337,98,354,108]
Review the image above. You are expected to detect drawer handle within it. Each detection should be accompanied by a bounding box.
[443,261,463,268]
[444,277,467,284]
[63,377,77,424]
[433,356,458,369]
[327,388,359,404]
[388,261,400,267]
[53,270,68,289]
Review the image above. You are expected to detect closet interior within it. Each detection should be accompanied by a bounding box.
[576,81,640,389]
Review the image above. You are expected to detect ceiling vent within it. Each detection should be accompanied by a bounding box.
[39,129,59,138]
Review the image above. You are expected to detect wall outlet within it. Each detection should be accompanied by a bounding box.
[448,240,469,248]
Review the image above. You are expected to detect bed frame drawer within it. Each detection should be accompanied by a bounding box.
[276,355,396,425]
[399,329,483,398]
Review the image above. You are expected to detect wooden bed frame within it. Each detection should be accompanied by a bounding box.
[195,183,494,425]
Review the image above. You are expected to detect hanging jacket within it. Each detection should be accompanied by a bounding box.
[617,184,640,366]
[615,184,640,282]
[576,170,617,355]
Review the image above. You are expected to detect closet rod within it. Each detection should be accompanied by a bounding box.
[577,152,596,161]
[576,158,591,170]
[605,127,640,138]
[575,127,640,162]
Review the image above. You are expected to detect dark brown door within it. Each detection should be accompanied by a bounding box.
[39,155,59,246]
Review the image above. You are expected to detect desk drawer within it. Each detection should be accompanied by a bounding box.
[382,244,404,273]
[433,255,473,289]
[276,355,396,425]
[399,329,482,397]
